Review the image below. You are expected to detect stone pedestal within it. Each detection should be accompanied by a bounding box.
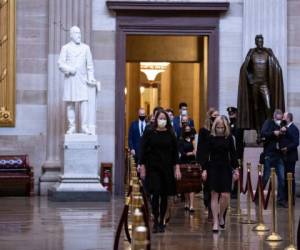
[48,134,110,201]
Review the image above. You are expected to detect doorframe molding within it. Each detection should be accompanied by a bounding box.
[107,1,229,195]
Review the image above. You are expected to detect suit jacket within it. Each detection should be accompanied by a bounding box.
[173,116,195,138]
[128,120,145,161]
[279,123,299,163]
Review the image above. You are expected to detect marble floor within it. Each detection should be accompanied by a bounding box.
[0,196,299,250]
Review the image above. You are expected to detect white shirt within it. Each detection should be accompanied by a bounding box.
[138,120,146,136]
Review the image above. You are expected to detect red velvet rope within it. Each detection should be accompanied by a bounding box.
[240,167,272,210]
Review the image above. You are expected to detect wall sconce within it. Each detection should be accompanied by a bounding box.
[124,87,127,95]
[140,62,170,81]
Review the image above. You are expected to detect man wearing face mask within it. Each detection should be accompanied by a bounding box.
[261,109,287,207]
[227,107,244,199]
[173,103,195,138]
[128,108,147,163]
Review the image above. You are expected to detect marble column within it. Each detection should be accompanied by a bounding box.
[242,0,287,145]
[40,0,92,195]
[243,0,287,96]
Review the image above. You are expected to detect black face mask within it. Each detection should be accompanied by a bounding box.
[139,116,146,121]
[182,122,188,127]
[211,117,216,123]
[184,131,192,137]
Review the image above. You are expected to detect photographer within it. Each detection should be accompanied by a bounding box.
[279,112,299,205]
[261,109,287,207]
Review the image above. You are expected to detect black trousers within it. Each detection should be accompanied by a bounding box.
[151,194,168,224]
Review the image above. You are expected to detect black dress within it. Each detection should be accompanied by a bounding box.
[140,129,179,195]
[178,138,196,164]
[204,135,238,193]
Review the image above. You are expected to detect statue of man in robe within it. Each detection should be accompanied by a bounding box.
[237,34,285,140]
[58,26,100,135]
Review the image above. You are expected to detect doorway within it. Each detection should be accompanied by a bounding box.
[125,35,209,144]
[107,1,229,194]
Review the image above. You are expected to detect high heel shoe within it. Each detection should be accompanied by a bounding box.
[219,208,227,229]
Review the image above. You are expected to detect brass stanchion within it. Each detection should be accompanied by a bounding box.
[253,164,269,232]
[132,208,144,235]
[241,163,256,224]
[266,168,283,242]
[284,173,297,250]
[132,226,149,250]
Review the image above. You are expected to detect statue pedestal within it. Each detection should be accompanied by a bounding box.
[48,134,110,201]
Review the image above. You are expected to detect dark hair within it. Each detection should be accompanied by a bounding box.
[153,106,163,115]
[153,110,172,131]
[165,108,174,115]
[287,112,293,122]
[179,102,187,109]
[255,34,263,41]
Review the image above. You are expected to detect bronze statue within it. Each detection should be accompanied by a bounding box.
[237,34,285,138]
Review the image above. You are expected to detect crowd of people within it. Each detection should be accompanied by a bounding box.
[128,103,299,233]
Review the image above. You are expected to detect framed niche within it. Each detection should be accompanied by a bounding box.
[0,0,16,127]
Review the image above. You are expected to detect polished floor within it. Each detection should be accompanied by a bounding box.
[0,196,299,250]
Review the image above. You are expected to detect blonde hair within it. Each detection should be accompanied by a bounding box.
[210,116,230,137]
[204,108,218,131]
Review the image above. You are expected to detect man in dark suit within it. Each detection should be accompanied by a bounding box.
[280,112,299,205]
[128,108,147,163]
[173,102,195,138]
[261,109,286,207]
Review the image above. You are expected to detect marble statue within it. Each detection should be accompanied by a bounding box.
[58,26,100,135]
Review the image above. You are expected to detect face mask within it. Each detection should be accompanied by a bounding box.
[139,116,146,121]
[157,119,167,128]
[211,117,216,123]
[182,122,188,127]
[275,120,281,126]
[181,110,188,116]
[184,131,192,137]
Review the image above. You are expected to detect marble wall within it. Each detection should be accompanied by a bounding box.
[0,0,48,191]
[287,0,300,128]
[92,0,116,168]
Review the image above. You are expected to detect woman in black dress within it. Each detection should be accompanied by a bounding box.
[140,110,181,233]
[202,116,239,232]
[178,125,196,212]
[196,108,219,218]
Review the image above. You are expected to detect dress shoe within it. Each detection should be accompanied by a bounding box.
[158,223,165,233]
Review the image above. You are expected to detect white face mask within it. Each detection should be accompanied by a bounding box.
[181,110,188,116]
[157,119,167,128]
[275,120,281,126]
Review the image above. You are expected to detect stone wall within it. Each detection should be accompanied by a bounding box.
[287,0,300,128]
[0,0,48,191]
[92,0,116,167]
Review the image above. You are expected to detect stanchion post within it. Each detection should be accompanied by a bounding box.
[231,159,245,217]
[284,173,297,250]
[266,168,283,242]
[253,164,269,232]
[240,163,256,224]
[132,226,149,250]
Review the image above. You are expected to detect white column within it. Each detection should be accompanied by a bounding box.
[243,0,287,101]
[40,0,92,195]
